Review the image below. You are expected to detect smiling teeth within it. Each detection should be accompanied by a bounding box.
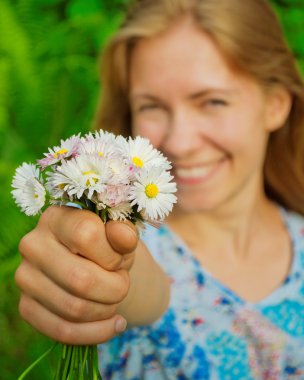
[176,165,215,179]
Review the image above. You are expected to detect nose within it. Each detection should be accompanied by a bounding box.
[161,109,204,158]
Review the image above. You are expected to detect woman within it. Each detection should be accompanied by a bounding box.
[16,0,304,378]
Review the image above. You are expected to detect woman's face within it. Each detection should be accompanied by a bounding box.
[129,19,284,212]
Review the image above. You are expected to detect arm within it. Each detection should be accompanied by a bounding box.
[15,205,170,345]
[118,239,171,326]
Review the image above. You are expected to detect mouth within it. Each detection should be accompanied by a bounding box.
[173,157,227,185]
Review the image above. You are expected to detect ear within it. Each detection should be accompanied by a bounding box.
[265,86,292,132]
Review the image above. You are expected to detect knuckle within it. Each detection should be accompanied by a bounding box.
[18,233,35,258]
[14,263,27,289]
[65,297,88,320]
[18,295,31,320]
[67,266,94,296]
[72,217,101,250]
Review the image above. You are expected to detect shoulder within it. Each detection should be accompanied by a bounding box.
[282,208,304,269]
[139,224,167,263]
[282,208,304,246]
[140,223,186,273]
[140,223,200,286]
[282,208,304,232]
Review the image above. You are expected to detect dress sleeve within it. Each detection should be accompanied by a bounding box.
[98,225,195,379]
[98,306,189,379]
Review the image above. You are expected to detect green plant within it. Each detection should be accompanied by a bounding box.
[0,0,303,378]
[0,0,127,378]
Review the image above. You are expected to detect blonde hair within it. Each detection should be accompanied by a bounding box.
[93,0,304,215]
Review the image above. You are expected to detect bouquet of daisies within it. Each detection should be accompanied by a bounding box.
[12,130,177,380]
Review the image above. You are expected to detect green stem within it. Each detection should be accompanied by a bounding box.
[17,343,58,380]
[93,346,102,380]
[81,346,89,376]
[62,345,73,379]
[19,342,102,380]
[62,344,67,360]
[73,347,79,380]
[88,346,93,379]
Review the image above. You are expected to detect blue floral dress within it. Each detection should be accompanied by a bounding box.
[98,208,304,379]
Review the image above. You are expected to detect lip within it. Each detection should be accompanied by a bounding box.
[173,157,226,186]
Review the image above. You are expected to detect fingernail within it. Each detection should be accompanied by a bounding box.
[124,223,138,239]
[115,318,127,333]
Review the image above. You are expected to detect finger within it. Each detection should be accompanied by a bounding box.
[43,206,127,271]
[19,294,127,345]
[15,260,117,322]
[19,236,130,304]
[105,220,138,254]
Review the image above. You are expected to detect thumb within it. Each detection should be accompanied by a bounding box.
[105,220,138,254]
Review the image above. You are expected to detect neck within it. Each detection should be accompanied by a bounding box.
[167,183,280,259]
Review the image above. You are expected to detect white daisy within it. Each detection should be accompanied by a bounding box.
[117,136,172,172]
[79,131,117,158]
[11,162,42,190]
[96,184,130,208]
[11,163,46,216]
[107,157,132,185]
[38,134,81,169]
[46,155,109,200]
[107,202,133,221]
[94,129,117,143]
[20,179,46,216]
[129,166,177,221]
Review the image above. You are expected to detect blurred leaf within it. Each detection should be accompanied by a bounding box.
[67,0,102,19]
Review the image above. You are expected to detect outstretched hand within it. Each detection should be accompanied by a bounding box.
[15,205,139,345]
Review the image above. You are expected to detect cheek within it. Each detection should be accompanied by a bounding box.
[216,111,264,153]
[132,119,168,148]
[219,116,269,174]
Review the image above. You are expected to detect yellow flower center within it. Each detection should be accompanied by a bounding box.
[132,156,144,168]
[98,152,103,157]
[34,194,39,199]
[145,183,159,198]
[83,170,98,186]
[54,148,68,158]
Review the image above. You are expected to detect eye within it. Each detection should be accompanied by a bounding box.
[205,99,228,107]
[137,103,162,112]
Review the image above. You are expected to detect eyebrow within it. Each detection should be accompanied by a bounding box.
[129,94,170,108]
[130,94,162,102]
[188,88,239,100]
[130,88,239,102]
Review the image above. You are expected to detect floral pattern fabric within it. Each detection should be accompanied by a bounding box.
[98,208,304,379]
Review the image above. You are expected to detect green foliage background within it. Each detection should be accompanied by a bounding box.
[0,0,303,379]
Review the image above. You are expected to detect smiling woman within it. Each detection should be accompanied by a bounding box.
[14,0,304,379]
[127,18,291,214]
[96,0,304,215]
